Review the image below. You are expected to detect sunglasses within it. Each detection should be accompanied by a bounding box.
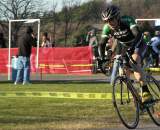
[106,17,116,23]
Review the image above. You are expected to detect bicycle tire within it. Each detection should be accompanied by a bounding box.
[113,76,140,129]
[146,75,160,126]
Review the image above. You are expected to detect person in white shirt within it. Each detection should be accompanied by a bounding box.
[41,32,52,47]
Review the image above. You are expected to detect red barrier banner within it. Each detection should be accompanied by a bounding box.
[37,47,93,74]
[0,48,18,73]
[0,46,93,75]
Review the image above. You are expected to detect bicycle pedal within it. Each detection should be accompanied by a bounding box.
[143,101,155,108]
[140,101,155,114]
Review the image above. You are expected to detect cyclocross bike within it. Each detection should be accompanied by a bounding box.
[111,50,160,129]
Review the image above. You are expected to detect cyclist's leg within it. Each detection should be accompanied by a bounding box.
[132,52,146,85]
[131,50,152,103]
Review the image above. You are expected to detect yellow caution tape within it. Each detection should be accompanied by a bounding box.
[0,91,130,99]
[145,67,160,72]
[39,64,65,68]
[39,63,93,68]
[70,64,93,67]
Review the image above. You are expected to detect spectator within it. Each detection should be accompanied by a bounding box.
[86,29,99,58]
[143,31,151,44]
[75,35,87,47]
[143,31,152,67]
[14,26,36,85]
[41,32,52,47]
[0,32,6,48]
[150,31,160,67]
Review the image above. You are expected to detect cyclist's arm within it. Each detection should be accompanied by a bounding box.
[98,37,109,58]
[98,24,110,59]
[100,24,110,45]
[122,16,143,49]
[130,25,143,48]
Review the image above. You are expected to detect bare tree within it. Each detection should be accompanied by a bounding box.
[112,0,160,18]
[62,0,81,46]
[0,0,45,47]
[0,0,45,20]
[52,0,58,46]
[74,0,90,31]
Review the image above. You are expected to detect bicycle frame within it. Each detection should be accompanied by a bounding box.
[111,51,150,108]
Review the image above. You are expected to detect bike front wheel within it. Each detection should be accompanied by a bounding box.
[146,75,160,126]
[113,76,140,129]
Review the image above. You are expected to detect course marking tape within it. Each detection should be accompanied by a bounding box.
[145,67,160,72]
[0,91,130,99]
[39,63,93,68]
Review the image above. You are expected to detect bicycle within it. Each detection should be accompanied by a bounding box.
[111,50,160,129]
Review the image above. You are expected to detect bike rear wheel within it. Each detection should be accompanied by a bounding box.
[113,76,140,129]
[146,75,160,126]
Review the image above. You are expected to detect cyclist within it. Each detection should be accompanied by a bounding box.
[99,4,152,103]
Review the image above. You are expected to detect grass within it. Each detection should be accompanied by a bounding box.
[0,82,112,93]
[0,82,152,130]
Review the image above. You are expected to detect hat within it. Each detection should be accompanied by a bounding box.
[26,26,33,34]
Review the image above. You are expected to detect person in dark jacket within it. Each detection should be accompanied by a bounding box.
[14,26,36,85]
[0,32,6,48]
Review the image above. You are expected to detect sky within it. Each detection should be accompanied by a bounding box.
[45,0,91,12]
[45,0,112,12]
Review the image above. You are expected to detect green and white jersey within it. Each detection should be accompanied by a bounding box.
[101,15,140,47]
